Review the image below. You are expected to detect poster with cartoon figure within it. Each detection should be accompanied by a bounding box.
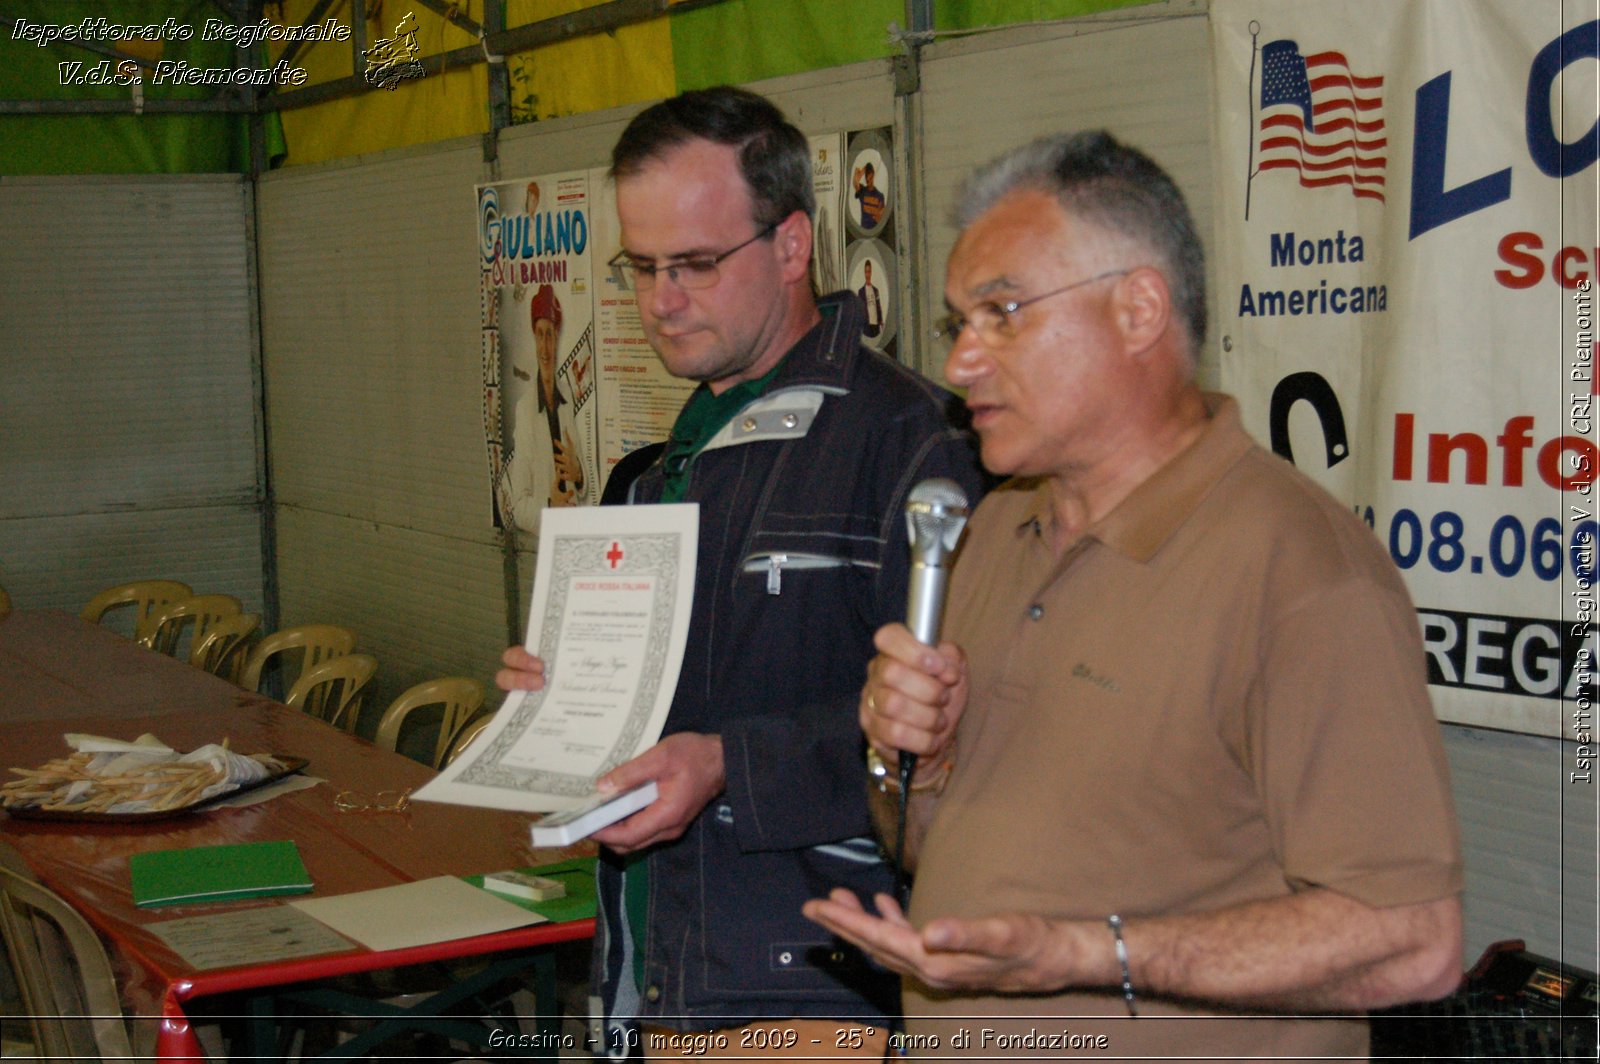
[478,172,599,532]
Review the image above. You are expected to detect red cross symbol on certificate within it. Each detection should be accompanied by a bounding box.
[606,541,624,569]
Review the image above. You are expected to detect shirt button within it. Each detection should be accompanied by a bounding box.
[779,951,793,965]
[781,413,799,429]
[741,417,757,431]
[1028,604,1044,620]
[645,985,661,1002]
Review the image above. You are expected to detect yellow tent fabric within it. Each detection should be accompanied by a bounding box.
[502,0,675,125]
[271,0,673,167]
[267,0,1158,168]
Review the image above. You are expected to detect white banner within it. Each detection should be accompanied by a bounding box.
[1213,0,1597,739]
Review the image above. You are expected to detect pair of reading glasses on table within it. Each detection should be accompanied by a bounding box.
[334,787,411,814]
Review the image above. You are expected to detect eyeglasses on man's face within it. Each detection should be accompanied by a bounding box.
[933,268,1131,345]
[607,222,779,292]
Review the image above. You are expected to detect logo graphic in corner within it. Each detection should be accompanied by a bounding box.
[363,11,425,90]
[1245,21,1386,218]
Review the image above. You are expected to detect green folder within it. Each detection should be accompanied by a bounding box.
[130,840,313,908]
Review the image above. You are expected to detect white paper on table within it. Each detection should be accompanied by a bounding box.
[288,877,546,952]
[65,732,175,755]
[414,503,697,813]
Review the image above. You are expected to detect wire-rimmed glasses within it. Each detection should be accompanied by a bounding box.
[932,268,1131,345]
[333,787,412,813]
[606,222,779,292]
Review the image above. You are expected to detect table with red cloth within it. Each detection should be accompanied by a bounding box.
[0,610,594,1061]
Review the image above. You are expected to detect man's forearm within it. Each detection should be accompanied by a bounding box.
[1068,888,1462,1012]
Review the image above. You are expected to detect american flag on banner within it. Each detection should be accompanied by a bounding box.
[1254,39,1386,203]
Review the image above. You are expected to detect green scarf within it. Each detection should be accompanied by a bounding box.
[657,365,782,503]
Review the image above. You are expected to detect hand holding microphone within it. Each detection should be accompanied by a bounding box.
[864,480,972,771]
[859,479,971,784]
[898,479,970,788]
[868,479,969,900]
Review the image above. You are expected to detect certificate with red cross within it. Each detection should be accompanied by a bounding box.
[417,503,697,813]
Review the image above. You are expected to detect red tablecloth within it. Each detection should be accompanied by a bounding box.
[0,610,594,1061]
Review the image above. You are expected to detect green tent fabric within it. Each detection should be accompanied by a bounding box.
[0,0,286,175]
[0,0,1157,175]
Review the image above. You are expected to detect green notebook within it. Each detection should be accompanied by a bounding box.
[130,840,313,908]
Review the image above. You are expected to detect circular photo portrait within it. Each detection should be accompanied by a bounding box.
[848,238,896,350]
[846,130,893,238]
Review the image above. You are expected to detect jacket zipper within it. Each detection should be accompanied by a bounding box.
[744,552,853,595]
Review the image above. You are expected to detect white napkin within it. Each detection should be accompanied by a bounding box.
[58,733,275,813]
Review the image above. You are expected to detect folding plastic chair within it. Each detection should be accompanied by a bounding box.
[375,677,487,767]
[188,611,261,683]
[79,579,192,643]
[142,594,243,658]
[440,712,495,767]
[0,852,137,1062]
[240,624,357,696]
[286,653,378,732]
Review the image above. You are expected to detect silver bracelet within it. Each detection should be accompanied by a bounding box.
[1107,914,1137,1017]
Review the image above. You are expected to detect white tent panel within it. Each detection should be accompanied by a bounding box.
[0,175,263,617]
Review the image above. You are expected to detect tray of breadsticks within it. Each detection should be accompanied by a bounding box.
[0,733,307,822]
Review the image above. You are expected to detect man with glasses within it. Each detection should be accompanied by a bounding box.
[498,87,983,1056]
[805,131,1463,1058]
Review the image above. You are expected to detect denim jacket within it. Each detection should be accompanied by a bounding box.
[589,293,986,1050]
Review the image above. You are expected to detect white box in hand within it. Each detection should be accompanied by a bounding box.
[529,782,658,847]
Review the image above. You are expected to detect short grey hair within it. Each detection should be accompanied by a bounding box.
[955,130,1207,352]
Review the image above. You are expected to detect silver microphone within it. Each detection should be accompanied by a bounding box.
[905,479,971,645]
[901,479,971,786]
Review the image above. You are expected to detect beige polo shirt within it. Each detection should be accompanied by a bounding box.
[901,395,1463,1060]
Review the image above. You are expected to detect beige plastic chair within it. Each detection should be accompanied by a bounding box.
[79,579,192,643]
[440,711,495,767]
[239,623,357,695]
[188,611,261,683]
[375,677,487,767]
[0,853,136,1062]
[141,594,243,658]
[286,652,378,732]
